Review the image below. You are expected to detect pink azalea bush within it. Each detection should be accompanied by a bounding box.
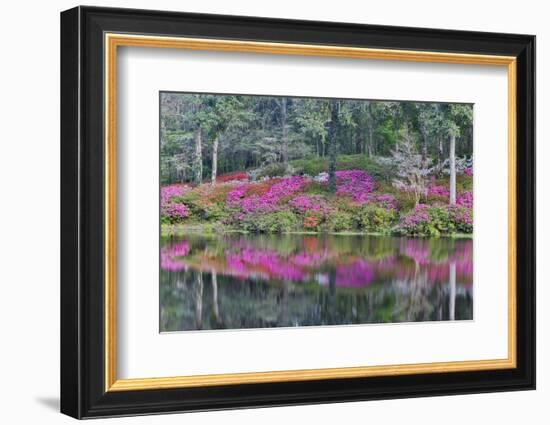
[428,185,450,197]
[457,191,473,209]
[161,184,191,222]
[226,184,248,206]
[160,166,472,236]
[335,170,375,203]
[368,193,397,210]
[289,194,328,214]
[230,176,306,215]
[161,184,187,205]
[162,203,190,221]
[397,203,473,236]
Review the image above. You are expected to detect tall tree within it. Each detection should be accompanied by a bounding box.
[449,131,456,204]
[328,100,340,193]
[193,127,203,184]
[280,97,289,169]
[443,104,472,204]
[391,125,430,206]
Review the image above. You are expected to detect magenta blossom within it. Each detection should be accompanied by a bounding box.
[457,191,473,209]
[289,194,328,214]
[334,170,375,203]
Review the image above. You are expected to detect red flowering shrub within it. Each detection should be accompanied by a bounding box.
[216,171,248,183]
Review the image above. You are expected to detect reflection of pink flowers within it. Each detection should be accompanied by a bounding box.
[335,260,374,287]
[291,251,328,266]
[160,240,190,271]
[160,236,473,289]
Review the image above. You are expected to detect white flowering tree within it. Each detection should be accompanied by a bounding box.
[391,126,432,206]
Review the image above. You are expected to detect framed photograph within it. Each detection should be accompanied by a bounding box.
[60,6,535,419]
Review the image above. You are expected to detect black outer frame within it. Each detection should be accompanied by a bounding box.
[60,5,535,419]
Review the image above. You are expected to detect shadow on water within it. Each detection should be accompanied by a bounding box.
[160,234,473,332]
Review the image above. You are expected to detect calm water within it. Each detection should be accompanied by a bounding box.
[160,234,473,332]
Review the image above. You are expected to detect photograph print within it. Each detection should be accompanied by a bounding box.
[159,92,474,332]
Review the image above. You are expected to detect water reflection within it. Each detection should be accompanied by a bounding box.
[160,234,473,331]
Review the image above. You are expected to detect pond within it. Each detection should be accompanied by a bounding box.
[160,233,473,332]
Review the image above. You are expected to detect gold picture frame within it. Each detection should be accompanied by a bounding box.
[104,33,517,392]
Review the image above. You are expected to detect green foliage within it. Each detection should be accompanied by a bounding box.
[161,93,473,186]
[240,210,300,233]
[327,211,355,232]
[176,193,227,222]
[427,206,456,236]
[395,204,473,237]
[457,174,473,192]
[357,205,397,233]
[257,163,288,179]
[290,154,394,181]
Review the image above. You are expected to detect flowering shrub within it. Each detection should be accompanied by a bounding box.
[226,184,249,206]
[369,193,397,210]
[303,212,322,230]
[448,205,473,233]
[237,176,306,214]
[216,171,248,183]
[161,164,472,236]
[396,204,432,236]
[161,184,188,206]
[428,185,450,197]
[457,191,473,209]
[335,170,375,203]
[289,194,328,214]
[162,203,190,222]
[463,167,473,177]
[396,204,473,236]
[161,184,191,222]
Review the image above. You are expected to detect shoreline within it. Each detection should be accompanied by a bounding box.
[161,223,473,239]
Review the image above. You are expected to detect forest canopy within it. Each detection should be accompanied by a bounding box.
[160,92,473,185]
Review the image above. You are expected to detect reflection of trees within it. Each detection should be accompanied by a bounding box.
[159,234,473,331]
[449,262,456,321]
[194,272,203,330]
[211,270,220,325]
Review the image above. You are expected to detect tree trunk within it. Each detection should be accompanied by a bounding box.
[421,128,428,161]
[211,135,219,186]
[328,101,339,193]
[367,127,374,157]
[449,134,456,204]
[438,138,443,167]
[281,98,289,170]
[194,127,203,185]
